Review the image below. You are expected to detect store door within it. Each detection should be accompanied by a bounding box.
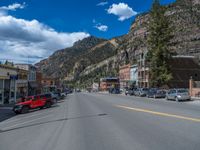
[4,80,10,104]
[0,80,3,104]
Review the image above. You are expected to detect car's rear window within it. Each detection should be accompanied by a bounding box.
[158,90,166,93]
[178,89,188,93]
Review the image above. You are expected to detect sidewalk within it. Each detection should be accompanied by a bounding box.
[98,91,109,94]
[191,97,200,101]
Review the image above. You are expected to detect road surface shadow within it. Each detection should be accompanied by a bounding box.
[0,108,16,123]
[0,105,60,123]
[0,113,108,133]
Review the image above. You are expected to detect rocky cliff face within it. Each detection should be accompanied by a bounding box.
[36,36,120,80]
[117,0,200,66]
[36,0,200,85]
[36,36,106,78]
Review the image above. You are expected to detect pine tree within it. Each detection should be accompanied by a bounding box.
[147,0,173,87]
[4,60,8,65]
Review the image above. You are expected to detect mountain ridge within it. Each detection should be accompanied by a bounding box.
[36,0,200,86]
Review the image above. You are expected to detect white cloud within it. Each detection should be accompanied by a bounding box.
[0,2,26,11]
[97,1,108,6]
[107,3,137,21]
[95,24,108,32]
[0,15,90,63]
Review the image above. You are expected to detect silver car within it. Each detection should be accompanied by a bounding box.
[166,89,191,102]
[135,88,149,97]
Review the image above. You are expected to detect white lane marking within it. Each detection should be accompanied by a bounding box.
[2,114,52,130]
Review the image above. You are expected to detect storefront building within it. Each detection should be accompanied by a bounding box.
[16,69,28,99]
[15,64,37,96]
[119,64,131,89]
[41,77,57,93]
[0,65,18,104]
[100,77,120,91]
[130,65,138,87]
[36,72,42,94]
[137,51,150,88]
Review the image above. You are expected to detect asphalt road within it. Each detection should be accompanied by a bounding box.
[0,93,200,150]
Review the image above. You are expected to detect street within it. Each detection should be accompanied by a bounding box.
[0,93,200,150]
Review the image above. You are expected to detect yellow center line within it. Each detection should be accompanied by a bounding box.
[115,105,200,123]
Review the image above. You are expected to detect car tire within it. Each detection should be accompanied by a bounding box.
[21,106,29,114]
[45,101,52,108]
[53,98,57,104]
[14,111,20,115]
[40,106,44,109]
[175,97,179,102]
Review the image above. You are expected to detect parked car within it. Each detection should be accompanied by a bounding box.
[50,92,60,101]
[52,92,65,101]
[65,89,73,94]
[147,89,166,98]
[135,88,149,97]
[45,93,57,104]
[13,94,54,114]
[120,88,124,93]
[109,88,120,94]
[166,89,191,102]
[60,92,67,99]
[76,89,81,92]
[134,88,140,96]
[125,88,134,96]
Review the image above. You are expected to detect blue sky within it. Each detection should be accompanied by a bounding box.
[0,0,176,63]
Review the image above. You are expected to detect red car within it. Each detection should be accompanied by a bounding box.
[13,94,54,114]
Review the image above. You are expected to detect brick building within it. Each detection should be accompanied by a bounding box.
[137,55,200,88]
[119,64,131,89]
[41,77,60,93]
[100,77,120,91]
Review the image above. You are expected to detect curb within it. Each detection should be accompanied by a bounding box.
[191,97,200,101]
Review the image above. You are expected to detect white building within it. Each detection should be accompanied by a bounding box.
[92,83,99,91]
[130,65,138,87]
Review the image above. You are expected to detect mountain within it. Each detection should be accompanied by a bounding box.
[36,0,200,87]
[117,0,200,66]
[35,36,119,81]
